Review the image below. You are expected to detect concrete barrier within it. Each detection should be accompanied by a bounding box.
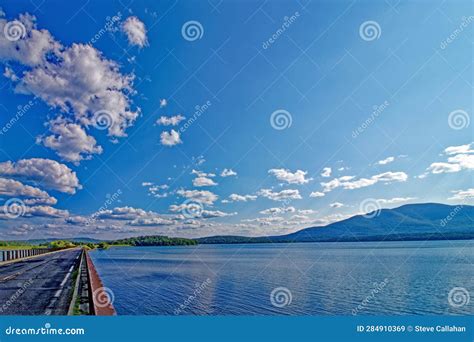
[0,248,50,262]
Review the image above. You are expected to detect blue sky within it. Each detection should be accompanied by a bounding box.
[0,0,472,240]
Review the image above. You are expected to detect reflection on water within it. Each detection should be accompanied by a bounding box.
[89,240,474,315]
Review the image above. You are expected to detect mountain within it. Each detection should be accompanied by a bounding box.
[198,203,474,244]
[20,237,104,244]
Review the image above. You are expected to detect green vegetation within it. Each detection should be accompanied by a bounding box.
[0,235,198,252]
[48,240,76,250]
[0,241,29,247]
[97,242,109,249]
[0,241,39,249]
[110,235,198,246]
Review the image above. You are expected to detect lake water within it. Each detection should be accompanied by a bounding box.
[89,240,473,315]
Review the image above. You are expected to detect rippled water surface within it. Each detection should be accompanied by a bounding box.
[90,240,473,315]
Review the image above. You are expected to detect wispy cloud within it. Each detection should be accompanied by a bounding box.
[258,188,302,201]
[448,188,474,201]
[377,156,395,165]
[321,172,408,192]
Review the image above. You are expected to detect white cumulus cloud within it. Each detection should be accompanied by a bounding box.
[156,115,185,126]
[228,194,257,202]
[193,176,217,187]
[0,12,140,162]
[176,189,218,205]
[221,168,237,177]
[160,129,182,146]
[39,119,103,164]
[0,158,81,194]
[268,168,312,184]
[321,167,331,177]
[309,191,325,198]
[122,16,148,47]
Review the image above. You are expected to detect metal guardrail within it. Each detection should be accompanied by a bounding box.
[85,250,116,316]
[0,248,50,262]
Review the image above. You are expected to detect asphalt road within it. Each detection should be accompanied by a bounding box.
[0,248,81,315]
